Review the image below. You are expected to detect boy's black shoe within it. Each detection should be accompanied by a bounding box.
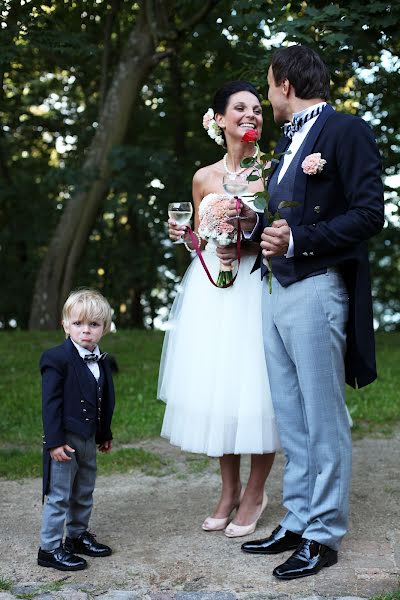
[38,545,87,571]
[65,531,112,557]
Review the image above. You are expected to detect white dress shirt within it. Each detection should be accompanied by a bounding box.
[281,102,327,257]
[70,338,101,380]
[244,102,327,255]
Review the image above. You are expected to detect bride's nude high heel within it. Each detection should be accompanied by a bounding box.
[202,488,244,532]
[224,493,268,538]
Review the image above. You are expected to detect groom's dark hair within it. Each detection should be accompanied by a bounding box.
[271,45,330,101]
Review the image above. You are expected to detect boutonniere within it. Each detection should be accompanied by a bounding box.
[301,153,327,175]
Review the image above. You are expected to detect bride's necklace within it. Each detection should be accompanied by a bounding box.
[223,148,258,175]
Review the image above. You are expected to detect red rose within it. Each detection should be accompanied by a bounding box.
[241,129,258,143]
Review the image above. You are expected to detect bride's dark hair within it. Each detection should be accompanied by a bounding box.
[212,81,261,146]
[212,80,261,115]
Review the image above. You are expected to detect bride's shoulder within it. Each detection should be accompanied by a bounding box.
[193,160,222,183]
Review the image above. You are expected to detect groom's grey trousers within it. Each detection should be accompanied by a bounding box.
[262,269,352,551]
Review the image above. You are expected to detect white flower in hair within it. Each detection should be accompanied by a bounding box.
[202,108,224,146]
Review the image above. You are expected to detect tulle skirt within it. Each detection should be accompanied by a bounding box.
[158,241,280,456]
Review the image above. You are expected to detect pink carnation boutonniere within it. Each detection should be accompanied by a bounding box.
[301,153,327,175]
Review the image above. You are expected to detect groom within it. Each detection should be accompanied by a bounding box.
[239,45,384,580]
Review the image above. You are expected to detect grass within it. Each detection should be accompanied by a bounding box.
[0,330,399,479]
[346,333,400,436]
[14,578,68,599]
[0,577,13,591]
[370,591,400,600]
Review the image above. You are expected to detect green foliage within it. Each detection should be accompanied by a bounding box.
[0,578,13,592]
[0,1,399,329]
[0,447,171,479]
[369,590,400,600]
[0,330,165,446]
[0,329,399,477]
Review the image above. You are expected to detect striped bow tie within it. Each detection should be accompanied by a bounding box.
[282,105,325,139]
[83,352,107,363]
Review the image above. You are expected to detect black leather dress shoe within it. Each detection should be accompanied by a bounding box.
[241,525,302,554]
[273,538,338,580]
[65,531,112,557]
[38,545,87,571]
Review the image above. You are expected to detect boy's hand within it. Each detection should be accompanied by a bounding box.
[98,440,112,453]
[50,444,75,462]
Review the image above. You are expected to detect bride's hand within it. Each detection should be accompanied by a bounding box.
[226,199,257,231]
[216,243,238,265]
[168,218,187,242]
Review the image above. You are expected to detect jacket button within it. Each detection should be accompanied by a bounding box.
[302,251,308,257]
[85,418,90,422]
[313,205,321,213]
[81,399,84,403]
[83,408,87,412]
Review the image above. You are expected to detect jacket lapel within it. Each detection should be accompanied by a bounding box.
[65,338,96,405]
[268,136,291,182]
[291,104,335,224]
[101,355,114,403]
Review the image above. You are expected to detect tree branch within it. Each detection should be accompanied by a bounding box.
[99,0,122,113]
[175,0,220,36]
[151,49,175,65]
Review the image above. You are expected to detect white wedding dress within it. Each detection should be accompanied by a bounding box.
[158,193,280,456]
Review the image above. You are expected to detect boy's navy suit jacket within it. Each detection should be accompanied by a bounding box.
[252,105,384,390]
[40,337,115,498]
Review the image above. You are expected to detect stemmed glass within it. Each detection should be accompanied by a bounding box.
[168,202,193,244]
[222,174,249,221]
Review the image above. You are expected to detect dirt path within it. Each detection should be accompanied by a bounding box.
[1,433,399,597]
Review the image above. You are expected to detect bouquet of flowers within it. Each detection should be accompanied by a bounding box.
[198,197,239,287]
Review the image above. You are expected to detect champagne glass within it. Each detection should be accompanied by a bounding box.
[168,202,193,244]
[222,174,249,221]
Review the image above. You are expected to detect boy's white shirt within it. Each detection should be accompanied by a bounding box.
[70,338,101,380]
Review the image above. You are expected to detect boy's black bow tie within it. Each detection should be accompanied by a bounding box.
[83,352,107,363]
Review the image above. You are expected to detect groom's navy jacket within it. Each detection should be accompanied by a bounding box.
[252,105,384,389]
[40,337,115,497]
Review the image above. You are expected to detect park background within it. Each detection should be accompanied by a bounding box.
[0,0,399,489]
[0,2,399,596]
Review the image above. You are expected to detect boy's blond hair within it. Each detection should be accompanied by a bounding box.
[62,289,113,336]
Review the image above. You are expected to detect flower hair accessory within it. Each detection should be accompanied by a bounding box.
[301,153,326,175]
[202,108,224,146]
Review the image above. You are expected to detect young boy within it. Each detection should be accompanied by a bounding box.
[38,288,115,571]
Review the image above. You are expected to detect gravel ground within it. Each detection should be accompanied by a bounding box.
[0,432,399,598]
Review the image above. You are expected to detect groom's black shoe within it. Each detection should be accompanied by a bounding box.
[241,525,302,554]
[273,539,338,580]
[65,531,112,557]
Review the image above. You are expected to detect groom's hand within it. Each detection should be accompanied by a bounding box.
[261,219,290,257]
[226,199,257,232]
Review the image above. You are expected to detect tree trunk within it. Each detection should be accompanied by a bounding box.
[29,11,156,329]
[28,0,219,328]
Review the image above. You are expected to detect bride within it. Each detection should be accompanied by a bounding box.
[158,80,280,538]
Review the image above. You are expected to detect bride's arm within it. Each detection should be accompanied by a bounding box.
[167,169,205,251]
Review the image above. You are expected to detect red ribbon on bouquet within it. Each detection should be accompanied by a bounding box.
[185,197,242,289]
